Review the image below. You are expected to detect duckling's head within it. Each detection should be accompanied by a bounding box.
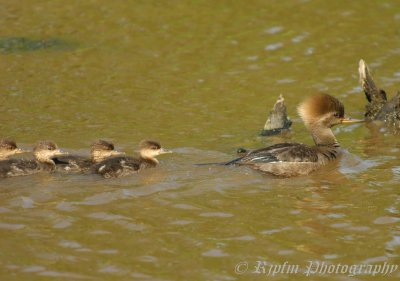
[33,141,67,163]
[138,140,172,160]
[297,94,362,129]
[91,140,124,162]
[0,139,28,159]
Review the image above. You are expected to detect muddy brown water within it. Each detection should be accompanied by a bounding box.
[1,1,400,280]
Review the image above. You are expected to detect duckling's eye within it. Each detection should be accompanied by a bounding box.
[333,112,340,117]
[151,147,158,150]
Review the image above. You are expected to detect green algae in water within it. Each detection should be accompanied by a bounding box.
[0,37,75,52]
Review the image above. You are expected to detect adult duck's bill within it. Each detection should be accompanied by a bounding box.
[340,118,365,124]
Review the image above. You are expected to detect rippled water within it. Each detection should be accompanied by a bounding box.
[1,1,400,280]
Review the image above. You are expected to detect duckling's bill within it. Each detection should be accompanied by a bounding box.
[159,148,173,154]
[15,148,30,154]
[55,149,69,156]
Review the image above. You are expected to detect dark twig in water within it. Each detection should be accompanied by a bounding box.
[0,37,76,53]
[359,59,400,130]
[260,95,292,136]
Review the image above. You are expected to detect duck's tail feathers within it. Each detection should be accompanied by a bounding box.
[195,157,242,166]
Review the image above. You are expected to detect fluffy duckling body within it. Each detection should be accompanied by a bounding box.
[0,141,67,178]
[226,94,363,177]
[93,140,172,178]
[52,140,124,172]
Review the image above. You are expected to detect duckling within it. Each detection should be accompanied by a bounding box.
[0,139,28,160]
[52,139,124,172]
[93,140,172,178]
[0,141,67,178]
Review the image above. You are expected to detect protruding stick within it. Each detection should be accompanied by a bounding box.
[359,59,388,120]
[358,59,386,103]
[261,94,292,136]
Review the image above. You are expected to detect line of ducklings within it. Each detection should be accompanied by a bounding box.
[0,139,172,179]
[1,93,365,179]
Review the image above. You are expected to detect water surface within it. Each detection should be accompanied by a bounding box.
[1,1,400,280]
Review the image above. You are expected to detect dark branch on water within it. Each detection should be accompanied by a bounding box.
[359,59,400,130]
[0,37,76,53]
[260,94,292,136]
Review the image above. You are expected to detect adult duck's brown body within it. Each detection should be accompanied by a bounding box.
[227,94,363,177]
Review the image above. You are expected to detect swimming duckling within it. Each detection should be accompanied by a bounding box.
[0,141,67,178]
[52,139,124,172]
[0,139,28,160]
[225,94,363,177]
[93,140,172,178]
